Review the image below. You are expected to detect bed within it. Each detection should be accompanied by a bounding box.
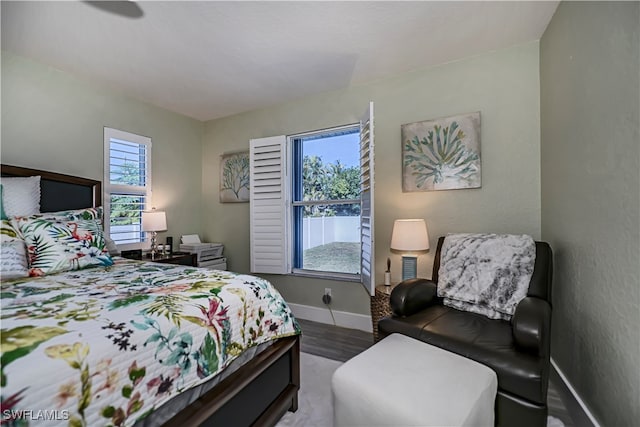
[0,164,301,427]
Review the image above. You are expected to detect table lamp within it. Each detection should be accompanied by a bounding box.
[390,219,430,281]
[142,209,167,260]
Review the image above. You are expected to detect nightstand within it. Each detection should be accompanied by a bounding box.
[147,252,197,266]
[370,284,395,342]
[120,251,198,267]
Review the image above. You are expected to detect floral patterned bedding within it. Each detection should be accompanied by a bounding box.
[0,258,300,426]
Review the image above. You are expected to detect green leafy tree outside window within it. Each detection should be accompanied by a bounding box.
[111,161,144,226]
[302,156,360,217]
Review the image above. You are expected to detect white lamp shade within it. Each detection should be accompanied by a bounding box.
[142,210,167,232]
[390,219,430,251]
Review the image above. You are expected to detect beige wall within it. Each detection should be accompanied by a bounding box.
[1,51,205,243]
[540,2,640,425]
[203,42,542,314]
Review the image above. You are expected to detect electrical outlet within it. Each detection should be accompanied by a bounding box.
[322,288,332,305]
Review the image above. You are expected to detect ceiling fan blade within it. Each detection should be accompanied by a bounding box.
[83,1,144,19]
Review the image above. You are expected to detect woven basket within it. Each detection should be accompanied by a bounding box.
[370,286,393,342]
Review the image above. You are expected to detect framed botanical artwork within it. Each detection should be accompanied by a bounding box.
[220,150,250,203]
[402,112,481,192]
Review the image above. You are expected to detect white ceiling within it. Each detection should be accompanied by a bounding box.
[1,1,559,122]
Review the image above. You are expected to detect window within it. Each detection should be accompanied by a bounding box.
[249,102,375,294]
[291,126,361,277]
[103,127,151,249]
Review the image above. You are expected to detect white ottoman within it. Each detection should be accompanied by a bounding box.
[331,333,497,427]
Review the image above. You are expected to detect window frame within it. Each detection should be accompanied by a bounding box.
[289,123,362,281]
[103,127,152,251]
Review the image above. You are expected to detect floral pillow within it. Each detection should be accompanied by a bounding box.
[1,219,23,243]
[46,206,103,221]
[12,211,113,276]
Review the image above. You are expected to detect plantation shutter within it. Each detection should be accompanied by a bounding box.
[360,102,375,296]
[249,135,290,274]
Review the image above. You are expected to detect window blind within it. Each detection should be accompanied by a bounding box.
[249,135,290,274]
[360,102,375,296]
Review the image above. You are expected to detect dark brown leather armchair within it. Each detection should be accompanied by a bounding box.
[378,236,553,427]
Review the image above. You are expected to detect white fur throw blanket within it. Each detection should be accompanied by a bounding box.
[437,233,536,320]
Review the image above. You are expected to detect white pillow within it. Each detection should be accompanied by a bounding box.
[1,240,29,280]
[2,176,41,216]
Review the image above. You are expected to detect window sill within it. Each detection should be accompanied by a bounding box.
[291,269,361,283]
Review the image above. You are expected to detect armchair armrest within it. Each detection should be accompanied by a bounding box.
[512,296,551,356]
[390,278,438,317]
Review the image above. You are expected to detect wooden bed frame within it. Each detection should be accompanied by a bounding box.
[1,164,300,427]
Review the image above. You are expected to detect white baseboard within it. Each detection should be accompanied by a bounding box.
[288,302,372,333]
[551,358,600,427]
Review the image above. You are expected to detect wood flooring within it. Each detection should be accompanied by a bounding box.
[297,318,575,427]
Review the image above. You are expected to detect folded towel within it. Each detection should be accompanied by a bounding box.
[437,233,536,320]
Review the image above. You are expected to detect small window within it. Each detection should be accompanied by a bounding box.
[291,126,361,277]
[103,127,151,249]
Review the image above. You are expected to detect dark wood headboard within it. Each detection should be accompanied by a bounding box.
[1,164,101,212]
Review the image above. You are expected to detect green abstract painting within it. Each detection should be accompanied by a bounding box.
[402,112,481,192]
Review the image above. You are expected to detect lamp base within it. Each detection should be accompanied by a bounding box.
[401,255,418,281]
[150,231,158,260]
[384,271,391,286]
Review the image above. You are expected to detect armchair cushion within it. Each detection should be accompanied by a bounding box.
[389,278,438,317]
[512,297,551,356]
